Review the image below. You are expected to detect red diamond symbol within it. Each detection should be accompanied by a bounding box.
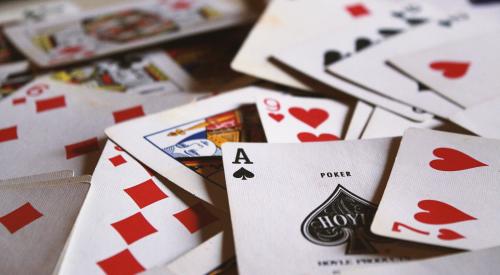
[65,137,100,159]
[97,249,145,275]
[124,179,167,209]
[0,126,18,143]
[111,212,157,245]
[112,105,145,124]
[173,202,218,234]
[0,202,43,234]
[109,155,127,167]
[35,95,66,113]
[12,97,26,105]
[346,3,370,18]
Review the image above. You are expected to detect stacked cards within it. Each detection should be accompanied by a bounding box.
[2,0,500,274]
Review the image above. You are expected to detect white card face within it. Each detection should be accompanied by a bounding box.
[59,140,224,274]
[272,1,440,122]
[372,128,500,250]
[0,179,90,274]
[361,107,446,139]
[231,0,375,90]
[342,246,500,275]
[147,230,236,275]
[106,86,345,209]
[344,101,374,140]
[256,93,350,142]
[0,78,197,179]
[221,139,453,275]
[5,0,253,67]
[50,51,199,95]
[324,14,490,118]
[450,97,500,139]
[389,29,500,108]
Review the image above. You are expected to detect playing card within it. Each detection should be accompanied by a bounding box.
[221,139,454,275]
[231,0,375,90]
[0,170,74,186]
[144,229,236,275]
[0,176,90,274]
[271,0,440,121]
[58,140,224,274]
[450,97,500,139]
[106,86,344,209]
[256,93,350,142]
[0,0,80,25]
[371,128,500,250]
[389,29,500,109]
[0,78,198,179]
[324,14,489,118]
[361,107,453,139]
[342,246,500,275]
[344,101,374,140]
[5,0,254,67]
[50,51,199,95]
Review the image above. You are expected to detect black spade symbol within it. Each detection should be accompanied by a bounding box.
[323,50,343,67]
[378,28,403,37]
[355,37,372,52]
[301,185,390,254]
[406,18,428,26]
[233,167,254,181]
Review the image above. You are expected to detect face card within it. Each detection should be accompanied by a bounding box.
[51,51,199,95]
[221,139,455,275]
[0,177,90,274]
[58,140,224,274]
[5,0,254,67]
[342,246,500,275]
[271,1,440,122]
[256,93,350,142]
[361,107,451,139]
[372,128,500,250]
[231,0,379,90]
[344,101,374,140]
[105,87,281,210]
[0,78,197,179]
[389,29,500,109]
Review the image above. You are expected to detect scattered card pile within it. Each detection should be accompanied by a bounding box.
[1,0,500,274]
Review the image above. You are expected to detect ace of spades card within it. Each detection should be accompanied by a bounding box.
[371,128,500,250]
[221,139,454,275]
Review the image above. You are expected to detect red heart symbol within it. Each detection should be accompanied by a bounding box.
[297,132,339,142]
[430,147,487,171]
[438,228,465,241]
[289,107,329,128]
[430,61,470,79]
[268,113,284,122]
[415,200,476,225]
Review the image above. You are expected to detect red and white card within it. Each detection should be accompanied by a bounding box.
[371,128,500,250]
[0,78,197,179]
[389,30,500,109]
[0,175,90,274]
[256,93,350,142]
[58,141,225,274]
